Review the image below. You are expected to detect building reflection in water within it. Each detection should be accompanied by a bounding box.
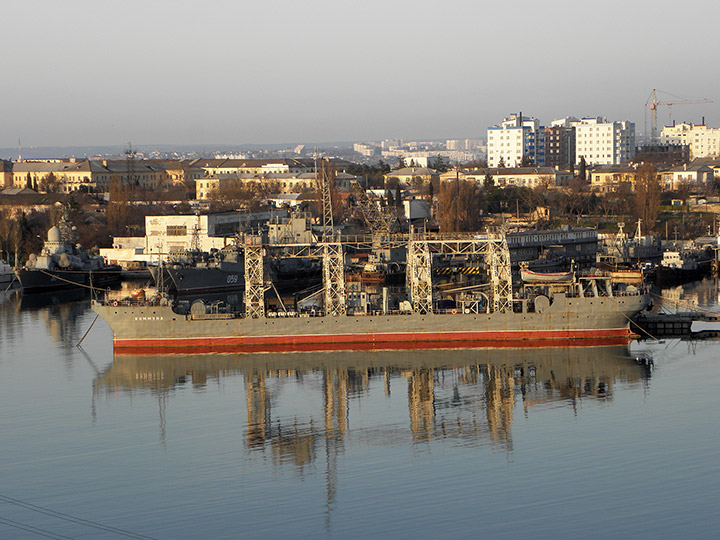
[93,345,652,527]
[94,346,652,452]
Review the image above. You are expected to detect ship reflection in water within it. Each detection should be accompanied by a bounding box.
[94,346,652,458]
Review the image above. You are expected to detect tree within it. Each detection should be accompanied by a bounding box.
[39,172,59,193]
[25,173,32,189]
[483,173,495,191]
[437,179,483,232]
[578,156,587,181]
[394,184,402,207]
[634,164,661,229]
[107,177,131,235]
[497,156,506,169]
[434,156,450,173]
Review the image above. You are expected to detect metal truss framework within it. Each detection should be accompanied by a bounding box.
[319,166,334,241]
[478,236,513,313]
[258,231,513,315]
[322,241,346,316]
[407,240,433,314]
[351,181,397,235]
[244,236,265,318]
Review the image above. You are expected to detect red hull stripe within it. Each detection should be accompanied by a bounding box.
[114,328,633,354]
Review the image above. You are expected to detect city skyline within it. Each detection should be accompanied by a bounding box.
[3,0,719,148]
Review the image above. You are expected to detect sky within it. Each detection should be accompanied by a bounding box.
[2,0,719,149]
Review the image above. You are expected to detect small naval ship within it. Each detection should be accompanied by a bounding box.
[16,214,121,294]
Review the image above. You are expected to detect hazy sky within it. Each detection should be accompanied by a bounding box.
[3,0,719,148]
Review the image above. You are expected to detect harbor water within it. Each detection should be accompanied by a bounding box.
[1,281,719,539]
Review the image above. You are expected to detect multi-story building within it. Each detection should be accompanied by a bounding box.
[487,113,545,168]
[573,117,635,165]
[544,118,577,167]
[0,160,12,188]
[661,122,720,159]
[439,166,572,188]
[353,143,377,157]
[191,158,314,177]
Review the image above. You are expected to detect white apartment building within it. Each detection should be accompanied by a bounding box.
[487,114,545,168]
[573,117,635,165]
[661,123,720,159]
[353,143,377,157]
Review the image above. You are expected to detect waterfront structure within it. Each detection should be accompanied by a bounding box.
[487,113,545,168]
[573,117,635,165]
[99,210,288,267]
[661,122,720,159]
[506,227,598,269]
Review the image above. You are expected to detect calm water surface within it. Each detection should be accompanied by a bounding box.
[1,282,719,539]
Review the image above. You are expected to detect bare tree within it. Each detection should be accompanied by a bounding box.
[634,164,661,230]
[437,179,482,232]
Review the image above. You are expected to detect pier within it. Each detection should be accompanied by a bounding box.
[632,311,720,338]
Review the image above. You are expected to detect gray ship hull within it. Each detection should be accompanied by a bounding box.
[92,292,649,353]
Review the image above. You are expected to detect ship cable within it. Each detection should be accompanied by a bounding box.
[3,274,17,292]
[76,314,100,348]
[0,493,159,540]
[37,269,108,292]
[0,516,75,540]
[605,295,660,341]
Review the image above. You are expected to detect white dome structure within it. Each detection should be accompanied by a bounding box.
[47,226,62,243]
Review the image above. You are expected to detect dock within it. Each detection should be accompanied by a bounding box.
[632,311,720,338]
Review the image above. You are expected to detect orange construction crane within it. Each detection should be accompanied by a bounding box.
[646,89,713,142]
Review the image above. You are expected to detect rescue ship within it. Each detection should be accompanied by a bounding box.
[92,233,650,354]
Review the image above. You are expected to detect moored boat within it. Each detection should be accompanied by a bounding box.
[93,275,649,353]
[15,214,121,294]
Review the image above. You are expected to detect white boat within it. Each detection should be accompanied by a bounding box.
[520,268,574,283]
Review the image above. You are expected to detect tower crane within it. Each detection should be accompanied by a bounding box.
[646,89,713,142]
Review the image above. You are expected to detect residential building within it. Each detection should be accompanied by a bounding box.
[439,167,572,188]
[487,113,545,168]
[0,160,12,188]
[383,167,439,188]
[587,165,637,192]
[195,171,360,200]
[661,122,720,159]
[573,117,635,165]
[191,158,314,177]
[353,143,377,157]
[661,164,714,190]
[544,118,577,167]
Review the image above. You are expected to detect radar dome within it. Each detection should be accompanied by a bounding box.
[47,226,62,243]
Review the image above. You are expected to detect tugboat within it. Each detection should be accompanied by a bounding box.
[15,213,122,294]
